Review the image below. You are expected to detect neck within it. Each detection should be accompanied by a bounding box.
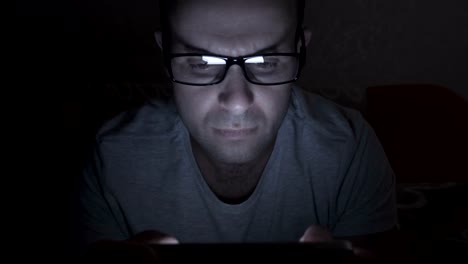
[191,138,274,204]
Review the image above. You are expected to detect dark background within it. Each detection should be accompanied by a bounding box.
[12,0,467,260]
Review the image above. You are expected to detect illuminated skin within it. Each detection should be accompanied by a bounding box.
[156,0,311,202]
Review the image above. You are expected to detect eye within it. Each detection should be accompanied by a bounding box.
[188,56,225,70]
[245,56,265,64]
[202,56,226,65]
[189,63,210,69]
[246,56,278,69]
[253,62,278,68]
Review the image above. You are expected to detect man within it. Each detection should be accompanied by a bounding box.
[76,0,398,259]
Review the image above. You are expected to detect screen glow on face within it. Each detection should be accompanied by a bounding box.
[245,56,265,64]
[201,55,266,65]
[202,56,226,65]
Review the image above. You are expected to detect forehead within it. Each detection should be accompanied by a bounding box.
[167,0,297,55]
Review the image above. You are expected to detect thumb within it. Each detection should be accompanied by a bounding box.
[128,230,180,245]
[299,225,334,243]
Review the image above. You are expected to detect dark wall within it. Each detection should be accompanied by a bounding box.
[301,0,468,108]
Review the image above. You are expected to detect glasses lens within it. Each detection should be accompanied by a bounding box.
[171,55,225,85]
[170,54,299,85]
[244,55,299,84]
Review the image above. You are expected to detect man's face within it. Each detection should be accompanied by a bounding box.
[166,0,300,165]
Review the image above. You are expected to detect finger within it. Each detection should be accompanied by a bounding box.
[155,236,179,245]
[299,225,334,243]
[129,230,180,245]
[352,247,376,258]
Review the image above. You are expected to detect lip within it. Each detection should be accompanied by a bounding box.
[212,127,257,138]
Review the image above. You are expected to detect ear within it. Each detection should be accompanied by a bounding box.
[297,27,312,51]
[154,31,171,78]
[154,31,163,51]
[303,27,312,47]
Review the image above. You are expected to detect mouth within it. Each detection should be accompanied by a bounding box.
[212,127,257,139]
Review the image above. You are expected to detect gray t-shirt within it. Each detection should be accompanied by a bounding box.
[77,86,397,246]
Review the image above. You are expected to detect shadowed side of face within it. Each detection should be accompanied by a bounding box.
[165,0,299,165]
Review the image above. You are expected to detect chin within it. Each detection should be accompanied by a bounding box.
[210,143,267,165]
[214,151,256,165]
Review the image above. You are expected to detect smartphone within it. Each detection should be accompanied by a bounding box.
[150,241,355,263]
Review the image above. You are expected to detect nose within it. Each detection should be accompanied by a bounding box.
[218,65,254,115]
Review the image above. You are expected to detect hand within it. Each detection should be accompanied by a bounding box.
[300,225,375,259]
[299,225,334,243]
[127,230,179,245]
[81,230,179,263]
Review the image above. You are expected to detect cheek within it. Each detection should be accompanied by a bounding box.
[174,86,217,125]
[256,88,291,123]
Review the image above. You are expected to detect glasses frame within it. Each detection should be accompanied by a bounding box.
[167,52,302,86]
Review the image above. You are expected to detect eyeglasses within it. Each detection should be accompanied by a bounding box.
[166,53,301,86]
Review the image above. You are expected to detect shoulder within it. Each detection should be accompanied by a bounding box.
[96,99,182,143]
[289,86,368,143]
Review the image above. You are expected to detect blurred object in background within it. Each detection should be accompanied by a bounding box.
[365,83,468,184]
[364,83,468,261]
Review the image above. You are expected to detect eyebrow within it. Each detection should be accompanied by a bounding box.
[179,42,281,57]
